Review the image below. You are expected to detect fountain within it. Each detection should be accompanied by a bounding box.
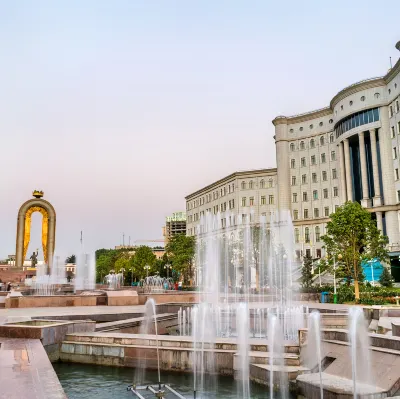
[140,275,174,293]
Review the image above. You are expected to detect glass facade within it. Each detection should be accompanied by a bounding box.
[335,108,380,138]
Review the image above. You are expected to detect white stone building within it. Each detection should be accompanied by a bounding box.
[186,40,400,276]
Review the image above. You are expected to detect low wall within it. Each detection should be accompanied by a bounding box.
[5,295,98,308]
[138,292,199,305]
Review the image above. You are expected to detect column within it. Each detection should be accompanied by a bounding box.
[370,129,382,206]
[358,132,370,207]
[376,211,383,232]
[338,141,347,203]
[343,138,353,201]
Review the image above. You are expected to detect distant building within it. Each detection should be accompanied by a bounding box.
[114,246,165,260]
[163,212,187,244]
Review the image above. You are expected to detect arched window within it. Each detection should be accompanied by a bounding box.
[305,227,310,243]
[295,228,300,243]
[315,226,321,242]
[241,181,246,189]
[320,136,325,146]
[260,179,265,188]
[310,139,315,148]
[300,141,305,150]
[290,143,295,151]
[249,180,254,189]
[268,178,273,188]
[329,134,334,143]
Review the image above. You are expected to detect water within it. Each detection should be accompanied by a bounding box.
[140,275,174,293]
[53,363,292,399]
[104,272,123,290]
[75,252,96,291]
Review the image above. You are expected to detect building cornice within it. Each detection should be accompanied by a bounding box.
[185,168,277,200]
[272,107,331,126]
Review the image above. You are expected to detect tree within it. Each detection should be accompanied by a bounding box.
[301,254,314,290]
[130,245,156,279]
[65,254,76,264]
[96,253,114,283]
[321,201,389,301]
[166,234,195,284]
[379,267,394,288]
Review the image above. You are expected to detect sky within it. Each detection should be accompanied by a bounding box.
[0,0,399,260]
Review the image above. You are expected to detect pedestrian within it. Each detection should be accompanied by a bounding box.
[7,282,11,292]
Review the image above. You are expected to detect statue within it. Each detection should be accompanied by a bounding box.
[30,249,38,268]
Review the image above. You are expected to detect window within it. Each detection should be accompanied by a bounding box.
[335,107,380,138]
[295,228,300,243]
[333,187,338,197]
[293,210,299,220]
[396,100,400,113]
[329,119,333,124]
[313,190,318,200]
[332,169,337,179]
[291,176,297,186]
[331,151,336,161]
[304,209,309,219]
[305,227,310,243]
[391,126,396,138]
[397,190,400,202]
[309,124,313,129]
[361,96,365,101]
[291,159,296,169]
[269,195,274,205]
[260,179,265,188]
[395,168,399,181]
[292,193,298,203]
[323,188,328,198]
[241,197,246,206]
[314,208,319,218]
[375,93,380,99]
[398,122,400,135]
[349,100,353,106]
[301,157,306,167]
[315,226,321,242]
[249,181,254,189]
[300,141,305,150]
[310,139,315,148]
[319,122,323,127]
[312,173,317,183]
[290,143,295,152]
[249,197,254,206]
[303,192,308,202]
[330,134,334,143]
[393,147,398,160]
[320,136,325,146]
[324,207,329,217]
[390,106,394,117]
[268,178,273,188]
[321,153,326,163]
[311,155,316,165]
[335,205,339,212]
[302,174,307,184]
[241,181,246,189]
[322,171,327,181]
[290,128,294,133]
[261,196,266,205]
[306,249,311,257]
[300,127,303,131]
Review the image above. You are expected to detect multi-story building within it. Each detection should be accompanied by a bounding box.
[185,169,278,236]
[163,212,187,244]
[186,40,400,275]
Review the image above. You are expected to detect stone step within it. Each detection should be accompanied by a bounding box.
[296,372,387,398]
[233,351,300,369]
[247,363,310,388]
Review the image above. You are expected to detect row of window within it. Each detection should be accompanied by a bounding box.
[390,122,400,138]
[289,119,334,134]
[389,98,400,118]
[335,108,380,138]
[241,179,274,190]
[289,134,335,151]
[241,195,275,206]
[292,169,337,185]
[293,205,339,220]
[292,187,339,203]
[294,226,322,243]
[290,151,336,168]
[335,93,381,116]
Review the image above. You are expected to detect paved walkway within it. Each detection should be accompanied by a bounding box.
[0,337,66,399]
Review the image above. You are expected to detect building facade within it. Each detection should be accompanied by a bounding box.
[163,212,187,244]
[186,40,400,273]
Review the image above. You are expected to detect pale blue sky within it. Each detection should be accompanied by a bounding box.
[0,1,399,259]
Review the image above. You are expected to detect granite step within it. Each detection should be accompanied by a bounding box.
[233,351,300,369]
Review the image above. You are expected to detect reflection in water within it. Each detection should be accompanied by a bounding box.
[53,363,293,399]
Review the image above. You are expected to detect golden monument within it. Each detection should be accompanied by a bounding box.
[15,191,56,271]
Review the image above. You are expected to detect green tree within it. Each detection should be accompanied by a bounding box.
[321,201,389,301]
[166,234,195,284]
[65,254,76,264]
[379,267,394,287]
[130,245,156,279]
[301,254,314,290]
[96,253,114,283]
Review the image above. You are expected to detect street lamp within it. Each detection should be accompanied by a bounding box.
[333,254,342,304]
[164,264,172,279]
[144,265,151,279]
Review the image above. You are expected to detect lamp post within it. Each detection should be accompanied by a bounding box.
[333,254,342,304]
[367,259,375,286]
[130,268,133,286]
[144,265,151,279]
[164,264,171,279]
